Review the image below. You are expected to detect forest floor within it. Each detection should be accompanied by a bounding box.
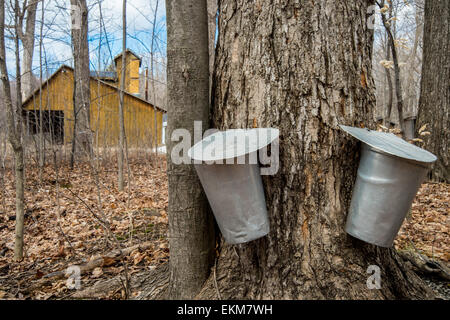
[0,155,448,300]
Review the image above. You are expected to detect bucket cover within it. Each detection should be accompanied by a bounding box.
[188,128,279,161]
[339,125,437,164]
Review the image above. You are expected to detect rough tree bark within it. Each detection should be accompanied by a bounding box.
[166,0,216,299]
[416,0,449,183]
[194,0,434,299]
[118,0,126,191]
[70,0,92,165]
[0,0,25,261]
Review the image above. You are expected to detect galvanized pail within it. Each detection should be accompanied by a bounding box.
[340,125,437,247]
[188,128,279,244]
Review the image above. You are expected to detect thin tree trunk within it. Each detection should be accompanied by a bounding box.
[0,0,25,261]
[0,138,7,215]
[416,0,449,183]
[70,77,77,169]
[384,38,394,127]
[13,0,25,262]
[96,0,102,164]
[70,0,92,162]
[379,0,405,137]
[150,0,159,164]
[207,0,217,97]
[194,0,433,299]
[384,6,393,127]
[38,0,44,178]
[166,0,216,299]
[405,2,423,116]
[118,0,126,191]
[19,0,38,101]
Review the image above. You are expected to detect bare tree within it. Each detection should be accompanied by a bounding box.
[166,0,216,299]
[118,0,126,191]
[0,0,25,260]
[150,0,159,161]
[38,0,44,176]
[187,0,432,299]
[416,0,449,182]
[383,5,394,127]
[70,0,92,167]
[16,0,38,100]
[404,0,423,117]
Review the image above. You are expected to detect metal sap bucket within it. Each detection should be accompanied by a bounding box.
[404,115,417,140]
[340,125,437,247]
[188,128,279,244]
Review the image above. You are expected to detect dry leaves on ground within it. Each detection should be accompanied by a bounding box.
[396,182,449,262]
[0,154,168,299]
[0,151,448,299]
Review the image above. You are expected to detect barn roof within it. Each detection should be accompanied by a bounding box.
[22,65,166,113]
[90,70,117,80]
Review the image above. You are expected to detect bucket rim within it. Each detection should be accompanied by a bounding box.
[339,125,437,164]
[188,128,279,161]
[363,144,431,169]
[346,225,393,248]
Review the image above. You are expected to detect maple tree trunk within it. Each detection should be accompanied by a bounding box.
[70,0,92,162]
[416,0,449,183]
[166,0,216,299]
[194,0,434,299]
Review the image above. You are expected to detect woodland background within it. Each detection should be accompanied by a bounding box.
[0,0,448,300]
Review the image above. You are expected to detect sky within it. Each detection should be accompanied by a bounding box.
[5,0,167,79]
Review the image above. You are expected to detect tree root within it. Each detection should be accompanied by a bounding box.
[399,250,450,281]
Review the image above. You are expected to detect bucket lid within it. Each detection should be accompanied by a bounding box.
[188,128,279,161]
[339,125,437,164]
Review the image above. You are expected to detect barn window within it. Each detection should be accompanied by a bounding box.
[26,110,64,144]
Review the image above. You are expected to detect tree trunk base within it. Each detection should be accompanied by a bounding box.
[398,250,450,281]
[194,242,436,300]
[71,245,439,300]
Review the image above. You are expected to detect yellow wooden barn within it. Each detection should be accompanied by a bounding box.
[22,50,165,148]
